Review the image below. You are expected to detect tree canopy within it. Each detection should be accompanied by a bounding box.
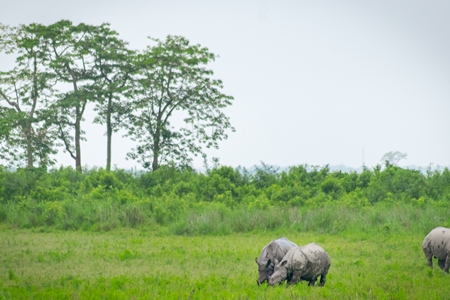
[0,21,234,172]
[126,36,235,171]
[0,23,58,168]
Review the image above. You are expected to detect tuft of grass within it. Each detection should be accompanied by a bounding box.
[8,269,17,281]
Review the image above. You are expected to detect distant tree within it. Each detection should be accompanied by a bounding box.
[253,162,280,189]
[126,35,235,171]
[41,20,130,172]
[381,151,407,166]
[41,20,103,172]
[0,23,58,168]
[88,23,135,171]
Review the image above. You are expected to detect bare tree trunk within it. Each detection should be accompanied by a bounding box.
[25,56,39,168]
[152,121,161,172]
[106,95,112,171]
[75,106,82,172]
[25,125,33,168]
[152,150,159,172]
[152,137,159,172]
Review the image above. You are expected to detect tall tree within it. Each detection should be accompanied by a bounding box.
[381,151,407,166]
[43,20,100,172]
[0,23,57,168]
[89,24,135,171]
[127,35,235,171]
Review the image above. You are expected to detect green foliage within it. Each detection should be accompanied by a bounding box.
[126,35,235,171]
[341,188,370,208]
[320,176,344,200]
[82,168,124,193]
[426,167,450,202]
[366,164,427,204]
[0,23,59,168]
[0,167,47,202]
[2,22,235,172]
[252,163,279,189]
[0,164,449,234]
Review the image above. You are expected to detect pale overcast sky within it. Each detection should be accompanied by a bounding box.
[1,0,449,170]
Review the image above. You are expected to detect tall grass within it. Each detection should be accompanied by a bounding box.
[170,203,449,236]
[3,200,445,237]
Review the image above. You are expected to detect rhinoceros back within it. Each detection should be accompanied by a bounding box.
[260,237,297,261]
[274,237,297,257]
[423,227,450,259]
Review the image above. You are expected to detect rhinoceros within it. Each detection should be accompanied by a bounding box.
[255,237,297,285]
[422,227,450,273]
[268,243,330,287]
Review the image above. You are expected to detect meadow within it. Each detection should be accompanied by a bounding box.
[1,165,450,298]
[1,218,449,299]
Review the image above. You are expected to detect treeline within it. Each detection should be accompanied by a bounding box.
[0,163,449,233]
[0,21,234,172]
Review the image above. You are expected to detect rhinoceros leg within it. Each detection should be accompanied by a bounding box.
[423,249,433,267]
[444,253,450,273]
[288,272,302,285]
[437,259,445,271]
[319,264,330,286]
[427,258,433,267]
[319,273,327,286]
[307,278,317,286]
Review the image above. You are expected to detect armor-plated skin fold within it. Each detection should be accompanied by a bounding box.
[422,227,450,273]
[269,243,330,287]
[255,237,297,285]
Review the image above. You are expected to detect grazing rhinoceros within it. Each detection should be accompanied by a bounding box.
[422,227,450,273]
[268,243,330,287]
[255,237,297,285]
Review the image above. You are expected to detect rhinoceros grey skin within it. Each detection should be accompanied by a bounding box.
[268,243,330,287]
[255,237,297,285]
[422,227,450,273]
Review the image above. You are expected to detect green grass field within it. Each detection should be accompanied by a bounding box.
[1,225,448,299]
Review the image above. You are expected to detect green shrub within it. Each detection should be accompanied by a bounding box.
[0,164,449,233]
[151,193,187,226]
[247,194,271,210]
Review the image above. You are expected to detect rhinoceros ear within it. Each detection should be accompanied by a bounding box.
[266,259,272,268]
[255,257,259,264]
[280,260,288,267]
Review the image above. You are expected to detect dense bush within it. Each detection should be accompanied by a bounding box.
[0,163,449,233]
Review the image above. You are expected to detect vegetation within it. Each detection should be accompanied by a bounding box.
[0,163,449,298]
[1,18,449,300]
[0,163,449,232]
[0,23,58,168]
[0,21,234,171]
[1,226,449,299]
[126,35,234,171]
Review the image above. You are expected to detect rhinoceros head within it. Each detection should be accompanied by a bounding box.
[255,258,275,285]
[269,259,288,286]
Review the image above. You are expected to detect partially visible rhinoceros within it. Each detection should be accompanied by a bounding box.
[255,237,297,285]
[422,227,450,273]
[268,243,330,287]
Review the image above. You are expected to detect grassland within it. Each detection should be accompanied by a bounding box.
[1,156,450,298]
[1,224,449,299]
